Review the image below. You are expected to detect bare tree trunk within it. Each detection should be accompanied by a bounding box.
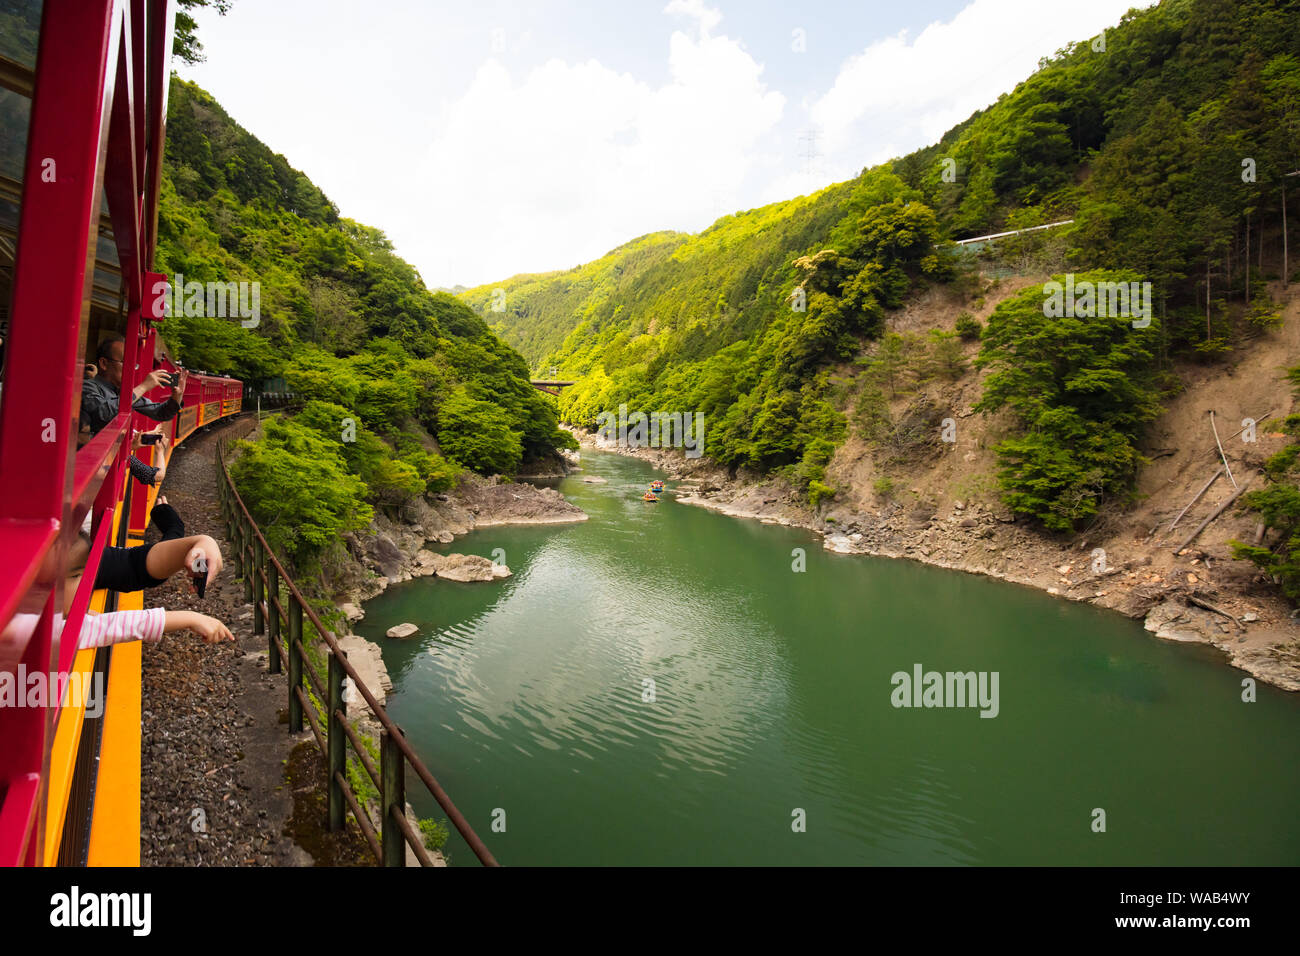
[1206,259,1212,340]
[1284,184,1290,288]
[1175,473,1256,554]
[1245,213,1250,303]
[1168,468,1222,532]
[1210,410,1237,490]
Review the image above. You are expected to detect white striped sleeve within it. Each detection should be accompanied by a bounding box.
[76,607,167,650]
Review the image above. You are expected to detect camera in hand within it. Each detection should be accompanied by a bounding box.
[141,433,162,445]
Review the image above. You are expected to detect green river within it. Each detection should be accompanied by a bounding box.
[355,450,1300,866]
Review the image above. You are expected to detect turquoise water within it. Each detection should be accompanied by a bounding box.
[356,450,1300,866]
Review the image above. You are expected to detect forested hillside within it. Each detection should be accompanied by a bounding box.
[156,78,575,566]
[464,0,1300,595]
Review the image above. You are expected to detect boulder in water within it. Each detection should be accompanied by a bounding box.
[431,552,512,582]
[386,622,419,639]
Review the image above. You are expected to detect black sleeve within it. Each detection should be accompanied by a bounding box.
[81,379,118,436]
[127,454,158,487]
[148,502,186,541]
[132,394,180,423]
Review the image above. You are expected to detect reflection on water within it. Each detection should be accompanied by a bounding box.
[357,450,1300,866]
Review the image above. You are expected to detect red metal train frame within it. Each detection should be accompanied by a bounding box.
[0,0,242,866]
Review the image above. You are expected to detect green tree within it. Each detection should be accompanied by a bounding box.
[975,273,1162,530]
[436,388,524,475]
[229,418,372,566]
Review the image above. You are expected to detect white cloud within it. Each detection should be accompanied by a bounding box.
[807,0,1148,182]
[405,8,783,288]
[664,0,723,39]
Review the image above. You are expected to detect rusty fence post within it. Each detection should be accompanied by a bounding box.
[328,648,346,831]
[288,596,303,734]
[381,729,406,867]
[266,561,281,674]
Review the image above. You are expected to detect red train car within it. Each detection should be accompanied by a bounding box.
[0,0,243,866]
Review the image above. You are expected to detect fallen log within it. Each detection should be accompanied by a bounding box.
[1167,468,1222,533]
[1188,594,1244,631]
[1209,410,1238,490]
[1174,473,1256,554]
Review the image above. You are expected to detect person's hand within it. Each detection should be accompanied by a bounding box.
[172,368,188,402]
[188,613,234,644]
[142,369,170,392]
[187,538,222,589]
[132,425,164,451]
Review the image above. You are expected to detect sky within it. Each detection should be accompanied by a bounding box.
[180,0,1148,290]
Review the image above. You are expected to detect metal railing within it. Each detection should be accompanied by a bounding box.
[215,435,499,867]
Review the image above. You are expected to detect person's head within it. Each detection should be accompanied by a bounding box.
[96,335,125,388]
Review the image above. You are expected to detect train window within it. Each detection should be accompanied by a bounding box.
[0,83,35,419]
[0,2,43,70]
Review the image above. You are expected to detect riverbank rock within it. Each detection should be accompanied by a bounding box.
[386,622,419,639]
[364,533,406,579]
[824,533,855,554]
[336,633,393,703]
[458,476,587,527]
[1143,600,1220,644]
[411,549,441,577]
[430,553,512,582]
[340,603,365,623]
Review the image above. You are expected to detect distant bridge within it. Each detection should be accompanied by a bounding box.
[951,219,1074,252]
[530,380,575,396]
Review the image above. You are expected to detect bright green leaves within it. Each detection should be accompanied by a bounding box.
[228,418,372,568]
[976,273,1162,531]
[436,388,525,477]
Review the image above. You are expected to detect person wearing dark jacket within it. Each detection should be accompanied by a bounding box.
[81,335,186,488]
[80,334,186,436]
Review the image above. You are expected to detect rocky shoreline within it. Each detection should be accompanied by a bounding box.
[577,429,1300,693]
[308,465,586,864]
[330,469,587,611]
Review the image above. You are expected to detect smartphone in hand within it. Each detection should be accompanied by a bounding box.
[141,433,162,445]
[192,551,208,598]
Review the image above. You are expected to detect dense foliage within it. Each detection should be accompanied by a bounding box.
[467,0,1299,524]
[156,79,575,563]
[227,417,372,567]
[466,171,948,499]
[975,272,1163,531]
